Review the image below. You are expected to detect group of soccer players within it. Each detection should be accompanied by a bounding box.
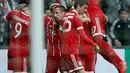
[0,0,127,73]
[45,0,127,73]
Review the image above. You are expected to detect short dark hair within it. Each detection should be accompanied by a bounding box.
[55,5,66,12]
[74,0,89,9]
[119,8,129,14]
[19,0,30,5]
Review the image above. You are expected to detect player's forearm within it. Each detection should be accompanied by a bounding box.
[81,17,91,22]
[79,29,96,46]
[78,14,91,23]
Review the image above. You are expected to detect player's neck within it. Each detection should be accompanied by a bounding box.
[24,11,31,15]
[74,9,79,15]
[21,11,31,17]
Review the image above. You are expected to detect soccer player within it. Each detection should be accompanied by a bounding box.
[0,2,31,73]
[53,1,99,73]
[87,0,126,73]
[65,0,97,73]
[66,0,75,11]
[44,3,63,73]
[78,11,97,73]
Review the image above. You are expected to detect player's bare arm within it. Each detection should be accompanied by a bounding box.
[104,14,108,24]
[77,14,91,23]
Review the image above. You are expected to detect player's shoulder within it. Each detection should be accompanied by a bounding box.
[5,10,20,19]
[44,15,52,20]
[66,10,78,16]
[65,12,75,16]
[7,10,21,17]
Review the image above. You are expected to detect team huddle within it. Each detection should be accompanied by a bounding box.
[0,0,127,73]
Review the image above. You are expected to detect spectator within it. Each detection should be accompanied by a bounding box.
[0,0,11,49]
[110,8,130,47]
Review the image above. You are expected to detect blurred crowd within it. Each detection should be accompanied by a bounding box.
[0,0,130,49]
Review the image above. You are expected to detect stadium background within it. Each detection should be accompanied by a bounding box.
[0,48,130,73]
[0,0,130,73]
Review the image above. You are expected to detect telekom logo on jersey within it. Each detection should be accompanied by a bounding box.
[63,16,73,32]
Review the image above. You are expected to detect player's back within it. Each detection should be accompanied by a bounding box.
[88,0,101,10]
[60,10,82,54]
[5,10,30,46]
[88,0,100,5]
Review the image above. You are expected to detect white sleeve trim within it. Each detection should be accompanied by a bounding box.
[3,15,7,21]
[110,18,120,39]
[77,27,83,30]
[69,66,84,73]
[93,33,106,37]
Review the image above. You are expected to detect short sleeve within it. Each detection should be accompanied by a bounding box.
[4,10,17,21]
[74,16,84,30]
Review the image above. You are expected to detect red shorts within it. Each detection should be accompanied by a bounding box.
[88,9,106,37]
[79,44,96,71]
[8,45,29,57]
[8,55,29,72]
[62,54,84,73]
[46,56,63,73]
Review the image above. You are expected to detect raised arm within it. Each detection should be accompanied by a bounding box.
[77,14,91,23]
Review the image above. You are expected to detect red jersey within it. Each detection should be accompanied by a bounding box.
[4,10,30,57]
[88,0,101,10]
[87,1,106,37]
[83,10,93,39]
[44,15,61,56]
[59,10,96,54]
[79,12,94,54]
[89,0,100,5]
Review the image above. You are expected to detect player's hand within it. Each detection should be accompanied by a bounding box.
[77,14,91,23]
[104,15,108,24]
[94,45,100,53]
[115,39,122,47]
[77,15,83,19]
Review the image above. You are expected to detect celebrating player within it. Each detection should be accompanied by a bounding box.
[0,2,31,73]
[87,0,126,73]
[65,0,98,73]
[44,3,63,73]
[78,10,97,73]
[53,0,99,73]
